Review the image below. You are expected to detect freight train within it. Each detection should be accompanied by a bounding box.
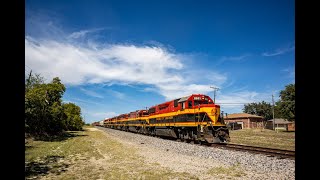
[94,94,230,143]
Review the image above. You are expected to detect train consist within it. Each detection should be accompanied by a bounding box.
[94,94,230,143]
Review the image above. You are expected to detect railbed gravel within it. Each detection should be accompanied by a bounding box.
[96,127,294,180]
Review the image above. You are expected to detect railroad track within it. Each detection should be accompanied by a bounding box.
[211,143,295,159]
[97,126,295,160]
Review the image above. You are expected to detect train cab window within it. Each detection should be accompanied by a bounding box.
[188,101,192,108]
[174,99,179,107]
[194,100,209,106]
[180,102,185,110]
[148,108,155,114]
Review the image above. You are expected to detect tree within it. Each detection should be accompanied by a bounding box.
[243,101,273,120]
[25,83,51,135]
[276,84,295,121]
[25,70,44,93]
[62,103,85,131]
[25,71,84,137]
[25,75,66,136]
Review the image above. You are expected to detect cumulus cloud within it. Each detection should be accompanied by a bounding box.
[25,19,271,114]
[25,37,184,86]
[25,31,229,101]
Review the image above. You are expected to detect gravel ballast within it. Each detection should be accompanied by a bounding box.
[97,127,295,180]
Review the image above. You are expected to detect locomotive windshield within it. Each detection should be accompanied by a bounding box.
[193,96,213,106]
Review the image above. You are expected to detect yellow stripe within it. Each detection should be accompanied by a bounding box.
[105,107,224,126]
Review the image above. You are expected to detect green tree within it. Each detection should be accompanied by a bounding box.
[25,70,44,93]
[243,101,273,120]
[62,103,85,131]
[25,71,67,136]
[276,84,295,121]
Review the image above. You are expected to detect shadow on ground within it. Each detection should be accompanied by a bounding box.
[25,155,69,179]
[282,131,295,133]
[33,131,88,142]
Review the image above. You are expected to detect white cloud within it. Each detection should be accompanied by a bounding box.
[218,91,259,104]
[68,28,106,39]
[64,97,104,106]
[80,88,104,98]
[216,54,251,65]
[92,112,117,119]
[26,22,276,119]
[262,45,295,57]
[106,89,126,99]
[25,37,185,85]
[157,83,216,100]
[220,54,251,61]
[25,34,228,100]
[216,90,275,113]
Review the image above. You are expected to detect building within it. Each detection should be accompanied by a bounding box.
[266,118,295,131]
[224,113,264,129]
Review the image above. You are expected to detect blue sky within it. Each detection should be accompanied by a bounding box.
[25,0,295,123]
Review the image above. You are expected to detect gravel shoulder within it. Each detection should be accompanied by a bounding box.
[97,127,295,180]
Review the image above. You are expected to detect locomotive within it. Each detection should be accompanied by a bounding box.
[102,94,230,143]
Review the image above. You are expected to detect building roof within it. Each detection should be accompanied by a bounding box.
[224,113,263,119]
[267,118,293,124]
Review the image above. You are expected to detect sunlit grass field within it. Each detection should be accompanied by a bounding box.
[229,128,295,151]
[25,127,199,180]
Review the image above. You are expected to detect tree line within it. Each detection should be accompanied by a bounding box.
[25,71,85,138]
[243,83,295,121]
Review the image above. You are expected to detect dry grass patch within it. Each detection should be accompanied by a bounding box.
[26,127,199,180]
[207,164,246,179]
[229,129,295,151]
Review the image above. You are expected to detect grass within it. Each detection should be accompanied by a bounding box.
[25,127,198,180]
[25,127,295,179]
[229,128,295,151]
[207,163,246,178]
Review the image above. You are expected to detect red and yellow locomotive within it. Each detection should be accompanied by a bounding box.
[103,94,230,143]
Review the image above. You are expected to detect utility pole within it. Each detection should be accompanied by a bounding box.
[210,86,220,103]
[272,93,275,131]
